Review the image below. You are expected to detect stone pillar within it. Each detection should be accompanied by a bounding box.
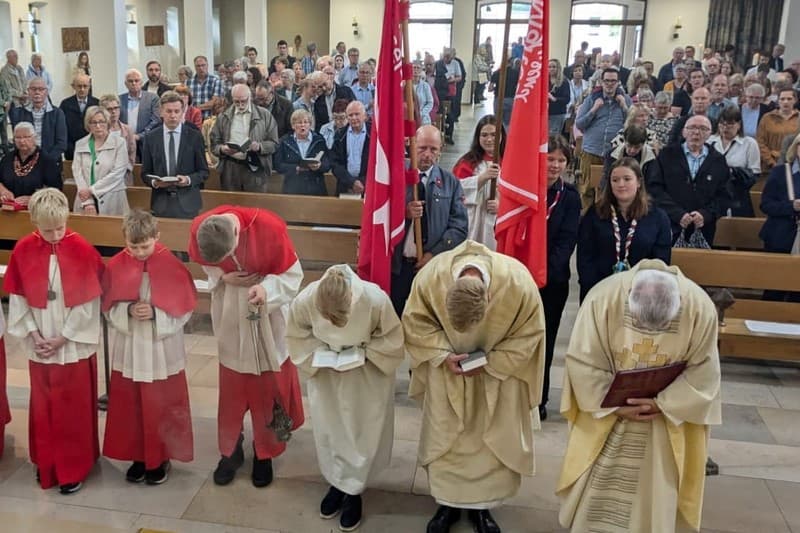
[184,0,214,65]
[244,0,268,63]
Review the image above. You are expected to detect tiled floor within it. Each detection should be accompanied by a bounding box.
[1,102,799,532]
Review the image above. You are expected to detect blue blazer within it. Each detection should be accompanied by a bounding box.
[9,105,67,163]
[119,91,161,135]
[577,205,672,301]
[760,164,800,253]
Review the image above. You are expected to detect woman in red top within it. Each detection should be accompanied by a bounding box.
[451,114,506,249]
[174,85,203,129]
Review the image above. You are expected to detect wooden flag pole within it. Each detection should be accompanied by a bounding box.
[490,0,514,200]
[400,0,423,260]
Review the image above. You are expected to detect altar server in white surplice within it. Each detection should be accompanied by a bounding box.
[287,264,404,532]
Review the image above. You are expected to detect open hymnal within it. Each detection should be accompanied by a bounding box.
[312,345,366,371]
[146,174,179,183]
[225,139,252,152]
[601,361,687,408]
[301,151,324,165]
[458,349,488,372]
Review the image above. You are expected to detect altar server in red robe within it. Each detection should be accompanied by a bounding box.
[188,205,304,488]
[102,209,197,485]
[3,188,104,494]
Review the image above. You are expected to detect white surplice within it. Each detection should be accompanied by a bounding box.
[460,161,497,250]
[7,256,99,364]
[106,273,192,382]
[286,265,405,494]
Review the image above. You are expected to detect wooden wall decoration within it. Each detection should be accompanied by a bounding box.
[61,27,90,53]
[144,25,165,47]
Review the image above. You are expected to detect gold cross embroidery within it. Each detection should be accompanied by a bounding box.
[617,338,669,369]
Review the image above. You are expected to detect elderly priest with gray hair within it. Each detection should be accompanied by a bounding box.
[557,259,721,533]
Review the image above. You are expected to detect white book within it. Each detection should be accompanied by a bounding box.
[146,174,179,183]
[312,345,366,371]
[459,349,488,372]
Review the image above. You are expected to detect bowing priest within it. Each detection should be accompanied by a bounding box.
[188,205,305,489]
[558,260,721,532]
[403,240,545,533]
[286,264,404,531]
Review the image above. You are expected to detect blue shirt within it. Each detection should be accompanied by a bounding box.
[741,105,760,138]
[352,84,374,116]
[295,134,312,158]
[346,126,367,177]
[683,143,709,179]
[337,65,359,87]
[187,74,223,119]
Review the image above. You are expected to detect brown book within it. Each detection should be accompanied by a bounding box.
[601,361,687,408]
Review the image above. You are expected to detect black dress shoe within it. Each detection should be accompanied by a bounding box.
[339,494,362,531]
[538,404,548,421]
[320,485,347,518]
[467,509,501,533]
[213,433,244,485]
[59,481,83,494]
[126,461,146,483]
[706,456,720,476]
[427,505,461,533]
[251,456,273,487]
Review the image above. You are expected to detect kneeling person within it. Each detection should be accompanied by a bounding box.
[287,265,404,531]
[102,209,196,485]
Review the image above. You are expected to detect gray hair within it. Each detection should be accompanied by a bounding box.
[26,76,46,90]
[628,270,681,330]
[13,121,35,137]
[280,69,295,83]
[654,90,672,106]
[232,70,247,84]
[177,65,193,78]
[745,83,766,97]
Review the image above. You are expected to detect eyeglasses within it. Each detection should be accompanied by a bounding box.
[89,120,107,126]
[28,86,46,92]
[685,125,711,132]
[232,99,249,105]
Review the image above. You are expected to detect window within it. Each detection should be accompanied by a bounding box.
[166,7,180,54]
[568,1,646,67]
[475,2,531,65]
[409,1,453,59]
[126,6,138,64]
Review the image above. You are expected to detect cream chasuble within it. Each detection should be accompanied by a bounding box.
[557,260,722,533]
[7,256,99,364]
[460,161,497,250]
[106,273,192,382]
[403,241,545,507]
[203,260,303,374]
[286,265,404,494]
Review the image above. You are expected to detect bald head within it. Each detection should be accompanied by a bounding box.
[691,87,711,114]
[683,114,712,150]
[72,73,91,99]
[416,125,443,171]
[345,100,366,131]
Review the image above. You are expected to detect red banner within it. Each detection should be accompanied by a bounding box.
[357,0,408,293]
[494,0,550,287]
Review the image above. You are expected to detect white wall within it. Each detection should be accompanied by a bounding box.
[329,0,383,58]
[214,0,244,64]
[641,0,710,64]
[781,0,800,62]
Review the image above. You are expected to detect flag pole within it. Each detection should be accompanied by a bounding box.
[490,0,514,200]
[400,0,423,260]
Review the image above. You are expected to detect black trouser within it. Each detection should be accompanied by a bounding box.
[391,259,417,318]
[539,281,570,406]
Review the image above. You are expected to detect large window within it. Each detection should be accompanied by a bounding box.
[409,1,452,59]
[475,1,531,64]
[568,1,646,66]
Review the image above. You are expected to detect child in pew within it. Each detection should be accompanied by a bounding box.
[2,188,105,494]
[101,208,197,485]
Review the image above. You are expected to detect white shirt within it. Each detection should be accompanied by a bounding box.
[708,134,761,174]
[403,170,430,257]
[162,123,183,177]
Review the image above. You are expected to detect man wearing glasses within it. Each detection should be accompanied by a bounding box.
[9,77,66,166]
[646,115,730,244]
[59,74,99,160]
[575,67,631,209]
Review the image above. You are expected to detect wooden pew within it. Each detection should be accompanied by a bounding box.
[590,164,604,190]
[61,184,363,228]
[712,217,764,251]
[671,248,800,362]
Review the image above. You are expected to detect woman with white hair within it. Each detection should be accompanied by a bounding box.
[0,122,60,207]
[647,91,678,149]
[71,106,129,215]
[274,109,330,195]
[25,53,53,92]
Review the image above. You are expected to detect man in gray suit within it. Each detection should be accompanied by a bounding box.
[140,91,208,219]
[119,68,161,159]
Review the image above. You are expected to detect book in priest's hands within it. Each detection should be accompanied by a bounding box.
[146,174,179,183]
[458,349,488,372]
[601,361,687,408]
[311,345,365,371]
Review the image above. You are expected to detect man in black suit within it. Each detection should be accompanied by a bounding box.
[254,81,292,137]
[59,73,98,160]
[312,66,355,132]
[331,101,370,195]
[140,91,208,219]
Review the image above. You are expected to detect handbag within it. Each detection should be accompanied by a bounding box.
[673,228,711,249]
[785,164,800,255]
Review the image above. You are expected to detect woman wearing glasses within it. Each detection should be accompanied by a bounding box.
[71,106,129,215]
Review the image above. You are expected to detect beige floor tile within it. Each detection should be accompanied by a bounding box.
[412,464,430,496]
[0,495,139,531]
[505,454,562,511]
[187,386,219,419]
[6,367,28,388]
[4,407,28,450]
[770,386,800,411]
[133,514,280,533]
[187,355,219,388]
[394,405,422,441]
[370,438,418,493]
[766,480,800,532]
[702,475,790,532]
[189,416,224,472]
[190,336,220,356]
[721,381,780,408]
[534,419,569,458]
[0,448,26,483]
[708,439,800,483]
[267,426,324,483]
[757,407,800,447]
[0,457,208,518]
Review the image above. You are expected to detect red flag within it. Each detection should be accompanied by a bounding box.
[357,0,408,292]
[494,0,549,287]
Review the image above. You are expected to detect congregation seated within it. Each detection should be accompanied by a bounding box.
[274,108,331,196]
[0,121,61,207]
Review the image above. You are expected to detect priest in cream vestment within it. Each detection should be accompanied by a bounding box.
[403,240,545,533]
[558,260,722,533]
[287,265,404,531]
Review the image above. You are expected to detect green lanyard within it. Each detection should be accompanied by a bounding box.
[88,136,97,185]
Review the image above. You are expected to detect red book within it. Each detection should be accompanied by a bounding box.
[601,361,687,408]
